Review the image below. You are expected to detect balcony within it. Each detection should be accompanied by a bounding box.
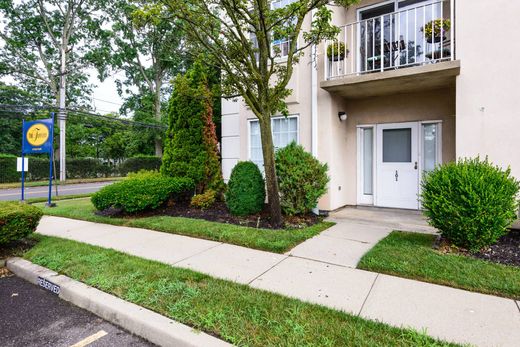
[322,0,459,98]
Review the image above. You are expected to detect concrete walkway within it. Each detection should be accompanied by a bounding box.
[36,215,520,347]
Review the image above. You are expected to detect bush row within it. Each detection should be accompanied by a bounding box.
[225,143,330,217]
[92,171,194,213]
[0,154,161,183]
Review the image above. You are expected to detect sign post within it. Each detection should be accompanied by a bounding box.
[21,115,55,206]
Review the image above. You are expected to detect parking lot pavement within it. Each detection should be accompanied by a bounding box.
[0,273,154,347]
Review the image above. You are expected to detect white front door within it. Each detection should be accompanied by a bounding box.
[375,122,419,209]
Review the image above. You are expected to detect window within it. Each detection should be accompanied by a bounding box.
[249,116,298,169]
[422,123,440,172]
[271,0,297,58]
[382,128,412,163]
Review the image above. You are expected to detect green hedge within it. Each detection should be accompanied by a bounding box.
[275,142,329,215]
[421,157,520,251]
[91,171,195,213]
[118,155,162,176]
[0,201,43,245]
[0,154,161,183]
[225,161,265,216]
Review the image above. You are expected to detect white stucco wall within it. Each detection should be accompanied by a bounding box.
[456,0,520,181]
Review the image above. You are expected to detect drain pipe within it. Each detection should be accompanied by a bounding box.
[311,9,319,215]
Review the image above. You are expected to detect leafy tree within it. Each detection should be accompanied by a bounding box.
[161,59,224,194]
[0,0,108,107]
[149,0,358,225]
[94,0,188,156]
[0,0,110,180]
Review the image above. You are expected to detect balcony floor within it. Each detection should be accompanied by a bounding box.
[321,60,460,99]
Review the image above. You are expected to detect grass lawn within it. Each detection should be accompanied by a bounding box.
[24,235,458,347]
[0,177,123,189]
[36,198,333,254]
[25,193,93,204]
[358,231,520,300]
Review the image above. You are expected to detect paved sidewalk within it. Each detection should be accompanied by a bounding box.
[37,216,520,347]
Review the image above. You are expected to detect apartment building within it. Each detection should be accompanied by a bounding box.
[221,0,520,212]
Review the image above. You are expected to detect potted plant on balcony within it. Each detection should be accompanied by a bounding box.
[327,40,349,61]
[421,19,451,43]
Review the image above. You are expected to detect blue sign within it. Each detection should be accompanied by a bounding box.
[20,115,55,205]
[22,118,53,154]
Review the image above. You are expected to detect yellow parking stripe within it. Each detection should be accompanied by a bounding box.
[69,330,108,347]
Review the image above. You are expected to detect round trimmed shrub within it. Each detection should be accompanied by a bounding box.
[0,202,43,245]
[92,171,194,213]
[421,157,520,252]
[275,142,329,215]
[225,161,265,216]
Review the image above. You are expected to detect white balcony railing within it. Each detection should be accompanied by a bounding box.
[325,0,455,80]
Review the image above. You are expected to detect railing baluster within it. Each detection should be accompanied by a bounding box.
[364,20,367,73]
[440,2,444,59]
[450,0,454,60]
[431,3,435,62]
[423,4,426,63]
[351,23,355,75]
[406,9,409,65]
[344,26,347,75]
[381,15,384,72]
[414,8,417,64]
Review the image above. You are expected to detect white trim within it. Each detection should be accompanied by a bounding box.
[357,125,376,206]
[357,120,443,209]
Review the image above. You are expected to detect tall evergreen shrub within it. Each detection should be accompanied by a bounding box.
[161,59,224,194]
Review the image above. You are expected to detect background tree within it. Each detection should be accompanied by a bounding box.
[149,0,358,225]
[94,0,188,156]
[0,0,110,180]
[0,83,45,155]
[161,59,224,194]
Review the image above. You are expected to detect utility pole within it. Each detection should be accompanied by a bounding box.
[59,43,67,182]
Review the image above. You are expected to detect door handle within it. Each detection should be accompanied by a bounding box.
[395,170,398,182]
[414,161,418,170]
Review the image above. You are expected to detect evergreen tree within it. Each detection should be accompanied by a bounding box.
[161,60,224,194]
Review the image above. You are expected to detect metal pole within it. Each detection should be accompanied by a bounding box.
[59,45,67,182]
[47,113,55,207]
[21,119,25,202]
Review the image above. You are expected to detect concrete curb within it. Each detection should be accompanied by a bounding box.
[6,257,231,347]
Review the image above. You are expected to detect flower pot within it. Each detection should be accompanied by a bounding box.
[426,35,446,44]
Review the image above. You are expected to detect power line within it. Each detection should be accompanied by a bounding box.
[0,104,166,130]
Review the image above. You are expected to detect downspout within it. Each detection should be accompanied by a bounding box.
[311,12,318,159]
[311,8,319,215]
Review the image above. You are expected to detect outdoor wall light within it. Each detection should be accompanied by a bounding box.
[338,112,348,122]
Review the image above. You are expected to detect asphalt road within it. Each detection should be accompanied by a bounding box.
[0,274,154,347]
[0,182,114,201]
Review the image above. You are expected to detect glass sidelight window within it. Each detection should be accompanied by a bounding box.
[422,123,439,172]
[362,128,374,195]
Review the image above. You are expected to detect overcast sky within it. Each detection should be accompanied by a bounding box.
[88,70,126,114]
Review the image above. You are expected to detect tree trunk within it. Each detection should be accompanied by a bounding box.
[258,116,282,227]
[154,78,163,157]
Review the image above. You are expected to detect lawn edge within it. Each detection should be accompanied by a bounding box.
[0,177,124,189]
[6,257,230,347]
[357,231,520,300]
[38,200,335,253]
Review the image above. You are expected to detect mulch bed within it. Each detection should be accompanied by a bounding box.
[473,229,520,267]
[0,238,38,260]
[435,229,520,267]
[97,201,321,230]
